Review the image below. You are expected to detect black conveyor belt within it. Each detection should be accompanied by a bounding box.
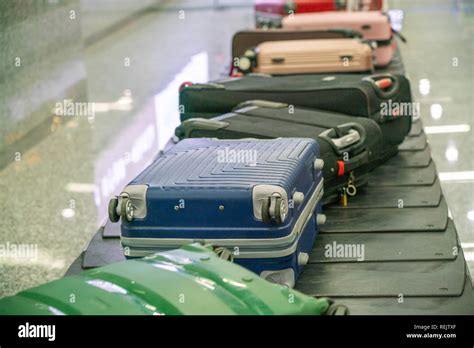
[65,124,474,314]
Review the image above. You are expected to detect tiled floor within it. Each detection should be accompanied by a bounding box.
[0,0,472,298]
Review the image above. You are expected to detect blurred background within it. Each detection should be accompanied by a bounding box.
[0,0,472,297]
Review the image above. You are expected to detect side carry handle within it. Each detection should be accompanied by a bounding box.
[234,100,288,111]
[176,118,230,139]
[318,122,366,155]
[363,73,399,99]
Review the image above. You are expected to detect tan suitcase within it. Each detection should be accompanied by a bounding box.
[230,28,363,75]
[237,38,374,75]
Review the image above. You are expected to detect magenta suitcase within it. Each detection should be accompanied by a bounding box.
[282,11,397,67]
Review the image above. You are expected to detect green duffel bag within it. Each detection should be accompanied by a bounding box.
[0,244,348,315]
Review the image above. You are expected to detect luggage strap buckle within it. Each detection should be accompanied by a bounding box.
[339,171,357,207]
[337,150,369,177]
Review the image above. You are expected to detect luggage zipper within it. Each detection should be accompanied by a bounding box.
[120,181,325,259]
[339,171,357,207]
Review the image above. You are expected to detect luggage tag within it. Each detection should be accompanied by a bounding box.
[339,188,348,207]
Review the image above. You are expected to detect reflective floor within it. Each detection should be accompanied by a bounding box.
[0,0,472,297]
[396,0,474,277]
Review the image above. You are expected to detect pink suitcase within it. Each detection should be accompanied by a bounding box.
[282,11,396,66]
[255,0,344,28]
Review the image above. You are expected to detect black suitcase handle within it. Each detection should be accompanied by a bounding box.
[363,73,400,99]
[318,122,367,155]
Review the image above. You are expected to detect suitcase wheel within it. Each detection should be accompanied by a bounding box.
[274,195,287,224]
[108,197,120,223]
[261,269,295,288]
[213,246,234,263]
[261,194,287,225]
[243,49,256,59]
[120,197,134,222]
[262,197,272,224]
[324,299,351,316]
[237,49,256,74]
[238,56,252,74]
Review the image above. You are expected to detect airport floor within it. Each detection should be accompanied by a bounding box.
[0,0,472,298]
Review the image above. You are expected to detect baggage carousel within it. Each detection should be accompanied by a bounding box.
[1,0,473,325]
[66,118,474,314]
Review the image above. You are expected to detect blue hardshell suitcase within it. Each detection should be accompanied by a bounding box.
[108,137,325,287]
